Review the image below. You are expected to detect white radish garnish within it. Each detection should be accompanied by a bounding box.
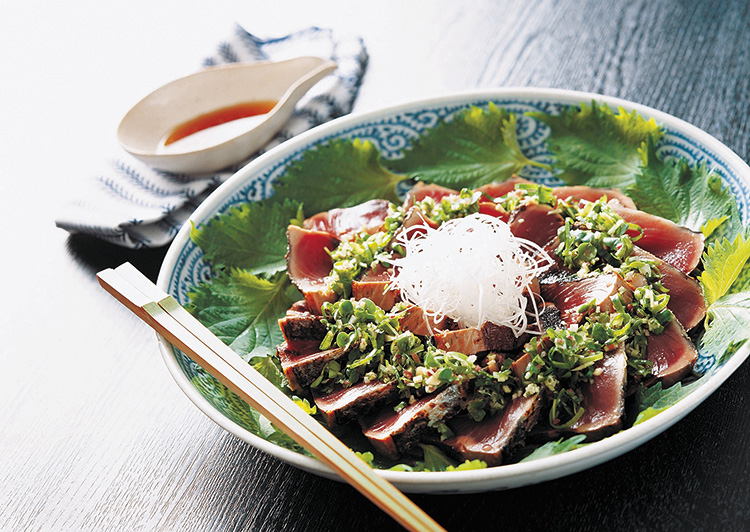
[390,213,554,335]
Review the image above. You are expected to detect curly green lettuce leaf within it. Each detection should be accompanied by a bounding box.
[386,103,545,189]
[190,199,303,276]
[632,380,705,425]
[187,269,301,358]
[519,435,587,462]
[627,137,741,238]
[272,138,407,215]
[700,231,750,306]
[528,101,662,189]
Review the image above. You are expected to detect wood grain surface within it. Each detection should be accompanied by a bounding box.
[2,1,750,531]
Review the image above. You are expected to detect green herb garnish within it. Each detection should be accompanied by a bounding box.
[416,188,482,223]
[326,204,405,297]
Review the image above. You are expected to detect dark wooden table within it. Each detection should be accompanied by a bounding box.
[3,1,750,530]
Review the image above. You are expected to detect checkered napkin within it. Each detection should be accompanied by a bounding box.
[55,25,368,248]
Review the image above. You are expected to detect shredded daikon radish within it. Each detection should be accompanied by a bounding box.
[390,213,554,335]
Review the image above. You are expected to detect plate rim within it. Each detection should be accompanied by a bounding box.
[156,86,750,493]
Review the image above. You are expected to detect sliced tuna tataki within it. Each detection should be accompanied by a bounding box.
[570,344,627,439]
[360,382,469,459]
[351,265,400,311]
[303,199,392,241]
[275,341,348,393]
[314,380,400,427]
[278,309,327,346]
[539,271,632,326]
[509,203,565,249]
[403,182,458,210]
[397,305,453,337]
[475,176,532,199]
[610,203,705,274]
[630,247,706,330]
[443,394,541,466]
[286,225,339,314]
[645,319,698,387]
[477,201,509,221]
[434,321,529,355]
[552,185,637,209]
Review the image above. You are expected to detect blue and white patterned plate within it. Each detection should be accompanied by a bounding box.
[156,88,750,493]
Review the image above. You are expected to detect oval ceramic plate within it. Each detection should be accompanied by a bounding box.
[156,88,750,494]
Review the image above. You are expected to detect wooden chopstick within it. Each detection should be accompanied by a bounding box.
[97,263,446,532]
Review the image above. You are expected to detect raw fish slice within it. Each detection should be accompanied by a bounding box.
[402,182,458,209]
[629,247,706,330]
[351,265,400,311]
[646,319,698,387]
[552,185,637,209]
[443,394,541,466]
[570,345,627,439]
[475,176,532,198]
[278,309,327,346]
[477,201,509,221]
[397,305,454,337]
[395,205,441,241]
[285,225,339,313]
[303,199,392,241]
[275,341,348,393]
[434,321,529,355]
[509,203,565,249]
[611,202,705,274]
[539,271,632,326]
[314,380,400,427]
[360,382,469,459]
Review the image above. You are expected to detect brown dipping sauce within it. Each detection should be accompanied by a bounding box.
[163,100,278,146]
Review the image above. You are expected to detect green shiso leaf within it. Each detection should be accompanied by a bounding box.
[699,231,750,306]
[696,232,750,367]
[387,444,487,472]
[519,435,587,462]
[190,375,263,434]
[528,101,662,189]
[704,199,744,245]
[632,380,704,425]
[190,199,303,276]
[187,269,301,358]
[272,138,407,214]
[700,291,750,366]
[386,103,545,189]
[418,443,457,472]
[627,137,740,237]
[248,354,289,392]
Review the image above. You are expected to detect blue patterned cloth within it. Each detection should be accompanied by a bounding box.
[55,25,368,248]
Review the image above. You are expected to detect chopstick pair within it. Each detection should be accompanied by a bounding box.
[97,263,446,532]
